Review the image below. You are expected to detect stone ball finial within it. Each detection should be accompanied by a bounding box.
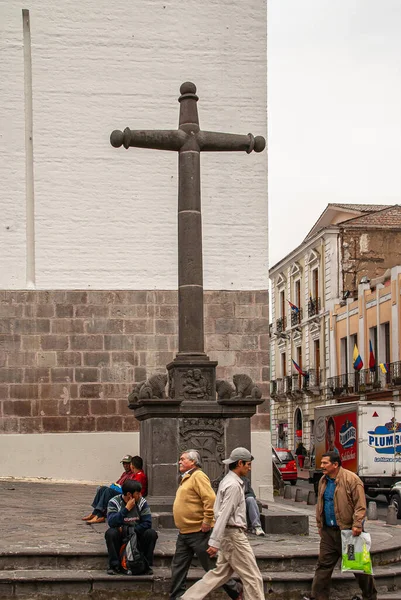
[110,130,124,148]
[254,136,266,153]
[180,81,197,95]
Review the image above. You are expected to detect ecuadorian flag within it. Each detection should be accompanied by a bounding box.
[353,344,363,371]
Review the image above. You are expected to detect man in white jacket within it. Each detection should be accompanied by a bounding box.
[181,447,264,600]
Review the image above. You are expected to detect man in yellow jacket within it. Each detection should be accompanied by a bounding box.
[307,451,377,600]
[170,449,242,600]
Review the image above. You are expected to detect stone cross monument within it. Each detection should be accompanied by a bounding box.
[110,82,266,511]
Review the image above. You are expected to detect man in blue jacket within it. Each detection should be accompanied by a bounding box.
[105,479,158,575]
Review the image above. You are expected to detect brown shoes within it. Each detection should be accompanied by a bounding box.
[82,513,94,521]
[87,515,106,524]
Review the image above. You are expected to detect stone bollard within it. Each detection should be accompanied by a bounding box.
[386,504,398,525]
[284,484,292,499]
[307,490,316,505]
[295,488,303,502]
[367,501,378,520]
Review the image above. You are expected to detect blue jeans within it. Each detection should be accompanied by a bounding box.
[246,496,261,529]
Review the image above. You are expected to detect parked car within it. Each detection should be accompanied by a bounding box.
[273,448,297,485]
[389,481,401,518]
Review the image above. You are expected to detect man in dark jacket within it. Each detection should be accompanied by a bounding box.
[105,479,158,575]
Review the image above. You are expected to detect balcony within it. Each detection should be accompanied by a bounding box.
[276,316,287,333]
[391,361,401,386]
[327,364,400,397]
[291,373,306,395]
[308,296,321,317]
[283,375,292,394]
[270,377,293,400]
[290,307,303,326]
[327,373,355,396]
[305,368,321,389]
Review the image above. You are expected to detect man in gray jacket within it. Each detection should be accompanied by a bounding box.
[181,447,264,600]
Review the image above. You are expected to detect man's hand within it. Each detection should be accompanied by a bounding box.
[201,522,211,533]
[206,546,218,557]
[318,528,322,538]
[352,526,362,536]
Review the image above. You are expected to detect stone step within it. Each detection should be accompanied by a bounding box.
[0,565,401,599]
[0,542,401,576]
[1,537,401,574]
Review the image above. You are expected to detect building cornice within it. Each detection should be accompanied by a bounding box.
[269,227,339,276]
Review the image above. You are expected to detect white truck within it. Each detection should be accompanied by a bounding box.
[309,400,401,499]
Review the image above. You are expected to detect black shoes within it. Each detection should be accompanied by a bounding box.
[107,566,123,575]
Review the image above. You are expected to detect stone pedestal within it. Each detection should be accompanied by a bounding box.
[134,362,263,512]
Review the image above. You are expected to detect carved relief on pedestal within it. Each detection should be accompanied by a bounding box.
[181,368,211,401]
[179,418,224,484]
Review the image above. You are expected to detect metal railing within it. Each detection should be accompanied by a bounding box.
[308,296,321,317]
[328,363,401,396]
[276,316,287,332]
[327,373,355,396]
[306,368,320,389]
[391,361,401,386]
[292,373,306,393]
[290,307,303,326]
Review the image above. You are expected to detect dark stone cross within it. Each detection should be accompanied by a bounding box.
[110,82,266,512]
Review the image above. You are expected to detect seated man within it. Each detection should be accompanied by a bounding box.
[242,476,265,536]
[105,480,158,575]
[82,454,133,524]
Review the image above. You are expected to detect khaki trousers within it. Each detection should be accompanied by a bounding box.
[181,528,264,600]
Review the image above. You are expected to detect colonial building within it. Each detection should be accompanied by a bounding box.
[0,1,269,494]
[328,265,401,402]
[269,203,401,454]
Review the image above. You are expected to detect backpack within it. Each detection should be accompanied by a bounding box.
[120,528,149,575]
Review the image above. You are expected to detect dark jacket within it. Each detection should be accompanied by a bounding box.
[107,494,152,534]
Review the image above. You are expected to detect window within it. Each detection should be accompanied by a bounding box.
[314,339,320,385]
[312,268,319,300]
[369,326,378,363]
[295,279,301,309]
[281,352,287,378]
[297,346,302,386]
[350,334,358,372]
[383,322,390,364]
[340,337,348,374]
[279,289,285,318]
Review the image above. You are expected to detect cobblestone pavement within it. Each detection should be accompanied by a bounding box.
[0,480,399,558]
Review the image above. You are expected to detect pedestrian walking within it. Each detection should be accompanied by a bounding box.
[170,449,241,600]
[181,447,264,600]
[304,451,377,600]
[295,442,307,469]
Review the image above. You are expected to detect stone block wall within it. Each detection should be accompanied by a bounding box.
[0,290,269,434]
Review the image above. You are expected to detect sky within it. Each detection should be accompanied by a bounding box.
[268,0,401,268]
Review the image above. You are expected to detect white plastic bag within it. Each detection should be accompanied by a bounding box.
[341,529,373,575]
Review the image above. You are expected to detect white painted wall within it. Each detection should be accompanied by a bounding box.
[0,432,140,483]
[0,0,267,291]
[0,430,273,500]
